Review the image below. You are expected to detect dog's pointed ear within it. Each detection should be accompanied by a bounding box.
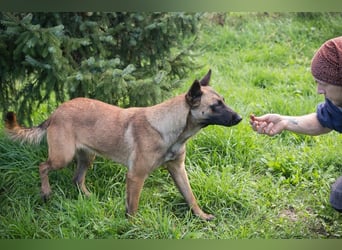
[199,69,211,86]
[186,80,203,107]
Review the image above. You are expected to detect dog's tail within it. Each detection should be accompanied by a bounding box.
[5,112,49,144]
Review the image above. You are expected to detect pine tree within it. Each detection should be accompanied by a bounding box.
[0,12,201,124]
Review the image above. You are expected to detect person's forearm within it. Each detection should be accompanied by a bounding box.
[283,113,331,136]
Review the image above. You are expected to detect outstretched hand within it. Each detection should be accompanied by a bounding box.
[249,114,286,136]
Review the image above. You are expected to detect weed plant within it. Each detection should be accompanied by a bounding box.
[1,13,342,239]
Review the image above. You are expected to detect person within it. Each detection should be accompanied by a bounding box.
[250,36,342,213]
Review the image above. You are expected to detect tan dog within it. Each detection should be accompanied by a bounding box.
[5,70,242,220]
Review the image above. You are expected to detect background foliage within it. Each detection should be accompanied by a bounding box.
[0,12,200,124]
[1,12,342,239]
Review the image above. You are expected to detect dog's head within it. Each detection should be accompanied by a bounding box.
[186,70,242,127]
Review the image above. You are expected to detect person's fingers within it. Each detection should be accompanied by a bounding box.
[264,122,274,134]
[251,122,258,131]
[250,115,278,136]
[256,121,268,134]
[251,115,272,124]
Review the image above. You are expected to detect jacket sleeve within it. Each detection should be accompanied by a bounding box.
[316,99,342,133]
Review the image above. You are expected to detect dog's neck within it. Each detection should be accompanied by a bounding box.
[144,94,203,164]
[162,107,203,162]
[145,94,200,144]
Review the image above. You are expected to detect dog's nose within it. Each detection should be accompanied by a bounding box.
[232,114,242,125]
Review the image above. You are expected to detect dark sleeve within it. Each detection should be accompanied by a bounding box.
[316,99,342,133]
[316,102,332,128]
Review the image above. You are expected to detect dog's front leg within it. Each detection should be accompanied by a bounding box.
[125,169,148,218]
[166,155,215,221]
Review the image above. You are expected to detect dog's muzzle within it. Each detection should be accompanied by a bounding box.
[231,113,242,126]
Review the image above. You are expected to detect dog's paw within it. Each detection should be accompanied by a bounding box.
[40,191,52,202]
[203,213,215,221]
[196,212,215,221]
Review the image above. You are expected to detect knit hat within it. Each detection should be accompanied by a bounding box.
[311,36,342,86]
[330,175,342,212]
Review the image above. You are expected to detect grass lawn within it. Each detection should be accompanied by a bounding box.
[1,12,342,239]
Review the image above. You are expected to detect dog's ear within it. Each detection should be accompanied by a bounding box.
[199,69,211,86]
[186,80,203,107]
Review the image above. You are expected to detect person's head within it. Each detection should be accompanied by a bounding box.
[311,36,342,107]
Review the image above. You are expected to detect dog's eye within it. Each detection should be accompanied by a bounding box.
[210,100,224,112]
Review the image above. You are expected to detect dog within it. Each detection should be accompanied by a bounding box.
[5,70,242,221]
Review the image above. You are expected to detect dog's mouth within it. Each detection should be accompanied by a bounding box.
[230,114,243,126]
[201,113,242,127]
[223,114,242,127]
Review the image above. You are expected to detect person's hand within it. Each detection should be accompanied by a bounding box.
[249,114,286,136]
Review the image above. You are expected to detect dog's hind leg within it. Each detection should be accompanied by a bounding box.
[39,153,75,201]
[73,149,95,196]
[39,161,53,201]
[40,127,76,201]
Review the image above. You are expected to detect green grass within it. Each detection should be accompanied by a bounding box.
[1,12,342,239]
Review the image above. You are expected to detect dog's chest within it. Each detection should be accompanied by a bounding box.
[164,141,185,162]
[163,128,198,162]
